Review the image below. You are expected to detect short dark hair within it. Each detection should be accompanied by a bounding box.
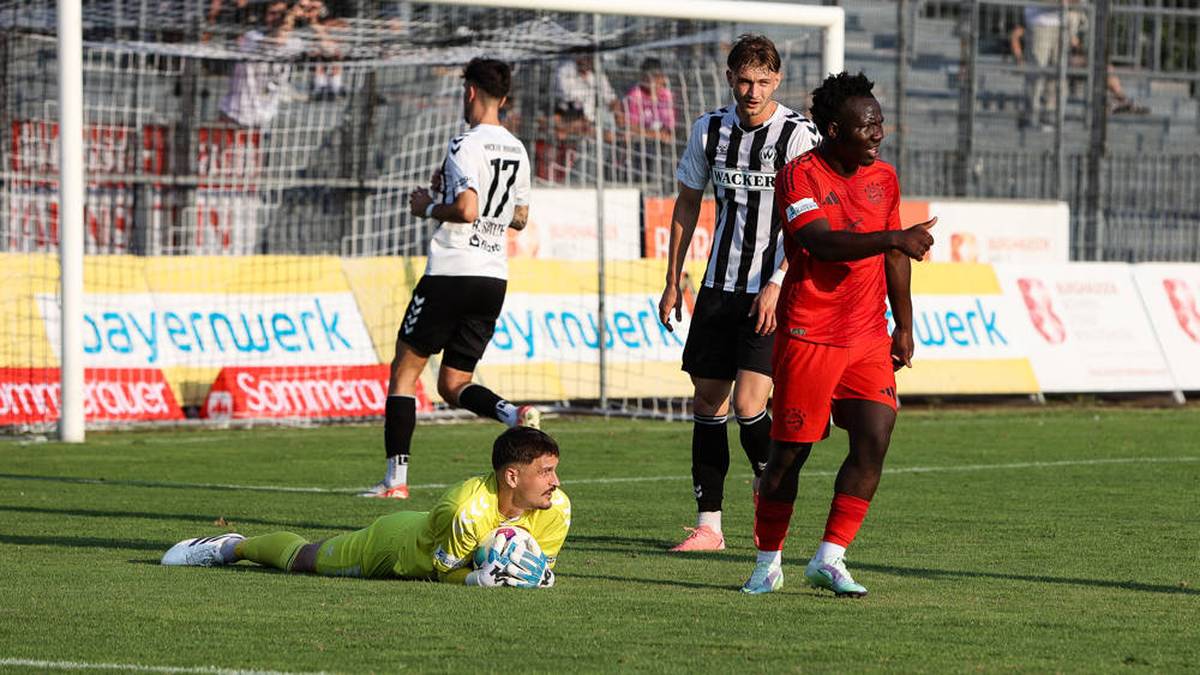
[492,426,559,471]
[810,71,876,137]
[640,57,663,75]
[727,34,781,73]
[463,58,512,100]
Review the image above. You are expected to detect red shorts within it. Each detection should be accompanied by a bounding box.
[771,335,898,443]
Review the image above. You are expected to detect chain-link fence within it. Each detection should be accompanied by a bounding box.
[888,0,1200,261]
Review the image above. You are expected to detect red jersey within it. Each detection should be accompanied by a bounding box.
[773,151,901,347]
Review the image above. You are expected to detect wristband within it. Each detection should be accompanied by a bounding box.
[424,202,436,219]
[768,267,786,286]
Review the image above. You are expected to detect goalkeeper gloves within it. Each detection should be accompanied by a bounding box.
[504,546,550,588]
[464,558,509,587]
[465,535,554,589]
[465,533,516,587]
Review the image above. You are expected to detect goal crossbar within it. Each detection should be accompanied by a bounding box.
[421,0,846,75]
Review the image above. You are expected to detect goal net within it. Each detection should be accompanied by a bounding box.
[0,0,838,431]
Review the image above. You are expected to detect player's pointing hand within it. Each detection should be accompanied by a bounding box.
[892,216,936,260]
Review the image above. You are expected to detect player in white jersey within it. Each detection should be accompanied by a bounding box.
[658,35,821,550]
[361,58,539,500]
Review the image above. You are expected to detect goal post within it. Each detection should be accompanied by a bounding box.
[57,0,84,442]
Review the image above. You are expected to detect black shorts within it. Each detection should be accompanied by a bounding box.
[681,285,775,380]
[398,275,507,372]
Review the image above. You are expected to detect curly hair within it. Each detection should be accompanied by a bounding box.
[810,71,876,137]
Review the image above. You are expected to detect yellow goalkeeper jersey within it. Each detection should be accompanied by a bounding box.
[393,472,572,579]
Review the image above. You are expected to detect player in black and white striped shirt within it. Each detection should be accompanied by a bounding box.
[658,35,820,551]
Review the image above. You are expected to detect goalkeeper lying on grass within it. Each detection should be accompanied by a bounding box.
[162,427,569,588]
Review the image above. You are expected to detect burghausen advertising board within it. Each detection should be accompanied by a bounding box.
[994,263,1174,392]
[1131,263,1200,390]
[904,199,1070,264]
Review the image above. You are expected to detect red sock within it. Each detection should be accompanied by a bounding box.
[753,498,794,551]
[822,493,871,548]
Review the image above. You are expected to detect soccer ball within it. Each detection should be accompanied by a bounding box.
[473,526,540,568]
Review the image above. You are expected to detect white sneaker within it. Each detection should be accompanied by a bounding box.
[161,533,244,566]
[740,560,784,594]
[804,555,868,597]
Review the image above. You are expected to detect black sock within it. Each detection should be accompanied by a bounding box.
[737,409,772,477]
[384,395,416,461]
[692,414,730,512]
[457,383,504,422]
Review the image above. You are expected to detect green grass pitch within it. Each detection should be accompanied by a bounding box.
[1,407,1198,673]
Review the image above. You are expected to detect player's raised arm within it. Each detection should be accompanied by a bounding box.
[410,142,480,223]
[792,215,933,263]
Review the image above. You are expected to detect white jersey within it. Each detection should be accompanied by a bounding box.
[677,102,820,294]
[425,124,531,280]
[219,30,304,127]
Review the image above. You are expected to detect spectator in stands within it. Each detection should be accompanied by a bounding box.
[1014,4,1150,119]
[219,0,306,127]
[554,55,621,134]
[622,57,676,142]
[304,0,348,100]
[1010,4,1082,129]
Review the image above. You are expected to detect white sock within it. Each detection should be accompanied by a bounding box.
[815,541,847,563]
[386,454,408,486]
[697,511,722,532]
[756,550,781,567]
[496,400,519,427]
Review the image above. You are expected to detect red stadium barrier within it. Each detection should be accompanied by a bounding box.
[201,364,432,421]
[0,367,184,425]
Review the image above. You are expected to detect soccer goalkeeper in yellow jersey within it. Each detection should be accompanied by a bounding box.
[161,427,570,588]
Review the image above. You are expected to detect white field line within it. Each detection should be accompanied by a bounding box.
[1,456,1196,495]
[0,657,328,675]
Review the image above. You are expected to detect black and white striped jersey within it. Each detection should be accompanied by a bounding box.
[676,103,820,294]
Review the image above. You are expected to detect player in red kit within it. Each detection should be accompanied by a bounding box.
[740,72,936,597]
